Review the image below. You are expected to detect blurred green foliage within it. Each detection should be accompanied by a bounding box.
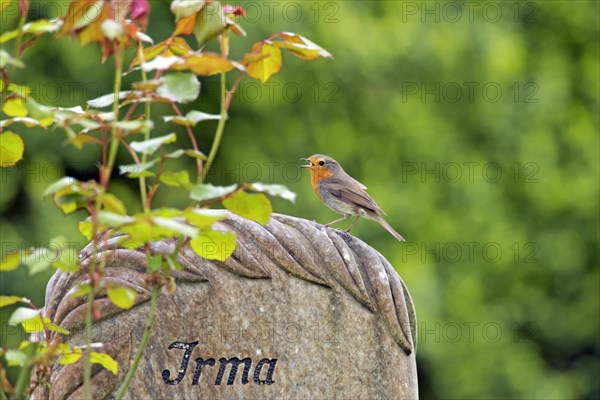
[1,1,599,398]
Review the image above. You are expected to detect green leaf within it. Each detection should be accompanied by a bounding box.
[130,133,177,155]
[245,43,282,84]
[222,191,272,225]
[163,110,222,126]
[26,97,54,127]
[185,149,207,160]
[7,83,31,98]
[0,252,21,271]
[78,219,93,240]
[159,170,192,190]
[23,248,54,276]
[97,211,133,227]
[52,182,92,215]
[21,316,69,334]
[0,19,61,43]
[91,352,118,375]
[185,208,229,227]
[0,30,19,44]
[250,183,297,203]
[43,177,77,198]
[119,160,157,178]
[190,184,237,202]
[0,131,25,167]
[70,283,92,298]
[102,193,127,215]
[44,318,70,334]
[59,346,82,365]
[0,117,43,129]
[0,49,25,68]
[165,149,185,159]
[190,229,236,261]
[5,349,28,367]
[157,73,200,103]
[171,0,206,20]
[9,307,41,324]
[106,286,137,309]
[113,120,154,133]
[52,247,80,273]
[0,296,25,308]
[87,91,139,108]
[21,315,45,332]
[194,2,226,46]
[151,217,199,238]
[24,19,61,35]
[150,207,184,219]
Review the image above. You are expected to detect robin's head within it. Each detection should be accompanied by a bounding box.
[300,154,340,179]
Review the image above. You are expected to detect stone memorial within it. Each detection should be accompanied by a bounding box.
[32,213,418,399]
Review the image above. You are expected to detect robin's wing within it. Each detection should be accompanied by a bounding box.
[320,180,384,215]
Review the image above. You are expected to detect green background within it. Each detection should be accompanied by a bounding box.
[1,1,599,398]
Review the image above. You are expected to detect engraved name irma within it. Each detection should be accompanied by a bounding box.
[162,341,277,386]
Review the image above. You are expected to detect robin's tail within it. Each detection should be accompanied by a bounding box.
[372,214,406,242]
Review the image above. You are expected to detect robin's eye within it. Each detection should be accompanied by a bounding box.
[318,161,325,166]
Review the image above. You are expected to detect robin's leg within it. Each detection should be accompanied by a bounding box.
[345,215,361,232]
[325,214,351,227]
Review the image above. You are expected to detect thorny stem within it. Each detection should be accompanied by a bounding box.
[119,138,141,164]
[225,72,244,110]
[145,150,166,210]
[7,15,26,77]
[83,46,124,400]
[137,43,151,211]
[14,343,35,400]
[202,71,228,181]
[168,101,202,179]
[114,285,160,400]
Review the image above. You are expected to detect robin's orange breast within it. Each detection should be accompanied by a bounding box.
[309,167,333,200]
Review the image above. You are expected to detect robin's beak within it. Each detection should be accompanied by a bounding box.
[299,158,312,168]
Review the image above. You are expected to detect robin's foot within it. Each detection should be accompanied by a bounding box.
[324,215,351,227]
[345,215,360,232]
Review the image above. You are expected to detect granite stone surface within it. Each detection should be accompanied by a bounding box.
[32,213,418,399]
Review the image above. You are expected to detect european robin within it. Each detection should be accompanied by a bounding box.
[301,154,405,241]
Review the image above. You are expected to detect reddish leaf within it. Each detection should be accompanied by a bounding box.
[131,0,149,19]
[78,2,112,45]
[129,37,193,68]
[60,0,99,36]
[223,5,245,17]
[241,51,269,66]
[174,13,196,36]
[130,41,166,68]
[175,53,240,76]
[270,32,333,61]
[131,0,150,29]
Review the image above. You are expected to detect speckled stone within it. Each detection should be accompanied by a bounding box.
[32,213,418,399]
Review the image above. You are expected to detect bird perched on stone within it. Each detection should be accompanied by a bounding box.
[301,154,405,241]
